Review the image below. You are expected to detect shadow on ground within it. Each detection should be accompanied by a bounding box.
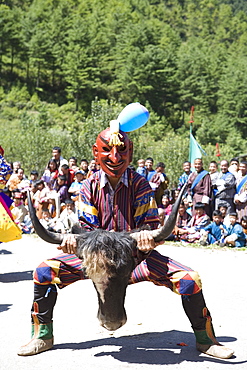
[0,270,33,283]
[54,330,243,365]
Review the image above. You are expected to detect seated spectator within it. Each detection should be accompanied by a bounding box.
[55,199,78,233]
[52,175,69,216]
[176,201,192,228]
[11,191,32,233]
[136,159,147,178]
[8,168,29,194]
[240,216,247,246]
[199,210,226,246]
[240,215,247,236]
[35,179,52,219]
[222,212,246,248]
[158,208,166,227]
[68,170,84,202]
[177,202,210,243]
[160,194,173,220]
[42,158,59,190]
[39,209,58,232]
[60,164,75,187]
[218,203,231,227]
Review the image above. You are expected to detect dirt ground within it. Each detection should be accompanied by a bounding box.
[0,235,247,370]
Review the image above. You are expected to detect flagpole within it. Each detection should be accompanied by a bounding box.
[189,106,194,161]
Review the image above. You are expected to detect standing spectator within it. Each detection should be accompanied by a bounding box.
[228,158,239,179]
[136,159,147,178]
[209,160,220,214]
[12,161,21,174]
[209,161,220,186]
[177,161,192,191]
[79,159,89,179]
[214,160,236,214]
[30,170,39,185]
[87,159,97,178]
[149,162,169,206]
[42,159,59,190]
[187,158,212,217]
[145,157,156,181]
[68,157,79,172]
[52,146,68,170]
[234,161,247,221]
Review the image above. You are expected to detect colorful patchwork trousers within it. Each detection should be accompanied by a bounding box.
[31,250,213,340]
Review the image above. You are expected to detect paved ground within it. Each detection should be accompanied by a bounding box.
[0,235,247,370]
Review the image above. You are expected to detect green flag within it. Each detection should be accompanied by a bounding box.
[189,129,206,171]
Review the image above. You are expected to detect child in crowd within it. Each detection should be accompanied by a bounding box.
[176,201,191,228]
[136,159,147,177]
[158,208,166,227]
[39,209,57,232]
[160,194,173,218]
[176,202,210,243]
[68,170,84,202]
[199,210,226,246]
[240,216,247,246]
[218,203,231,227]
[11,191,32,233]
[55,199,78,233]
[223,212,246,248]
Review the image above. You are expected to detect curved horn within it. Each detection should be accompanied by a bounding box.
[27,189,63,244]
[151,182,188,242]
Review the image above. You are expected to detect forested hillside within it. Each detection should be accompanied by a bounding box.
[1,0,247,185]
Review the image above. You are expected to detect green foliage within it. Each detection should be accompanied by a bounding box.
[1,0,247,187]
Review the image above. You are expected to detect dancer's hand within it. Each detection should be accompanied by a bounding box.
[57,234,77,254]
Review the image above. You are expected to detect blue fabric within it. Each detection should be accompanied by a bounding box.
[226,223,246,248]
[191,170,208,194]
[204,222,226,243]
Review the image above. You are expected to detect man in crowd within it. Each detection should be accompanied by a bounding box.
[214,160,236,213]
[145,157,156,181]
[18,124,234,360]
[177,161,192,191]
[234,160,247,221]
[52,146,68,170]
[186,158,212,217]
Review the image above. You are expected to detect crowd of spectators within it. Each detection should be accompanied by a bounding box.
[2,147,247,248]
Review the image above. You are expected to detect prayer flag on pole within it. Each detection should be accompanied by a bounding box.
[188,107,206,171]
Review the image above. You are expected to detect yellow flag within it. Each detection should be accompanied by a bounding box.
[0,203,22,242]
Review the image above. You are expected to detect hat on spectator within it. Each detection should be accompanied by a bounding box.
[75,170,84,175]
[13,191,23,199]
